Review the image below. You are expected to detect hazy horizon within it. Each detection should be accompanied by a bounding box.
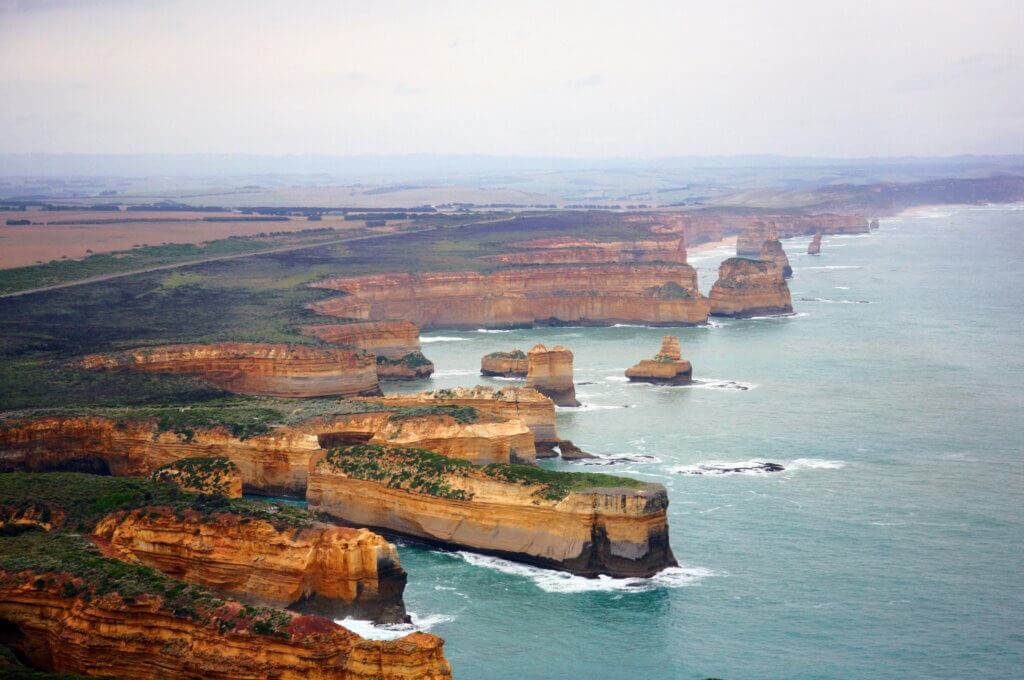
[1,0,1022,158]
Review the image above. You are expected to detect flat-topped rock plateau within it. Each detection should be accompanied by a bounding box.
[709,258,794,318]
[76,342,382,398]
[308,265,710,329]
[526,344,580,407]
[480,349,528,377]
[308,444,678,578]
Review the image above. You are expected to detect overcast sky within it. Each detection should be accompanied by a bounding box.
[0,0,1021,158]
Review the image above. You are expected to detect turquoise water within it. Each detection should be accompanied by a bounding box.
[348,206,1024,679]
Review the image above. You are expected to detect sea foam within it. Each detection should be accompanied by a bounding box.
[336,612,455,641]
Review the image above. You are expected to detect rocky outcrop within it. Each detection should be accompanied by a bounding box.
[77,343,381,398]
[807,233,822,255]
[309,265,709,329]
[869,218,880,230]
[308,444,677,578]
[0,503,65,533]
[625,336,693,385]
[759,239,793,278]
[0,411,534,495]
[481,237,687,265]
[480,350,528,377]
[526,344,579,407]
[299,321,423,359]
[357,386,560,451]
[708,258,793,318]
[0,574,450,679]
[736,220,777,258]
[152,456,244,497]
[92,507,408,623]
[557,440,597,461]
[374,352,435,381]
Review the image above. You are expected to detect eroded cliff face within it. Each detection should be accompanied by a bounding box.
[77,343,381,398]
[480,350,528,377]
[373,353,435,381]
[625,336,693,385]
[480,237,687,265]
[526,344,579,407]
[0,576,450,679]
[0,504,65,533]
[357,387,560,450]
[299,321,423,359]
[708,258,793,318]
[92,507,408,623]
[807,233,822,255]
[759,239,793,278]
[0,412,534,495]
[637,211,869,244]
[308,445,677,578]
[308,265,709,329]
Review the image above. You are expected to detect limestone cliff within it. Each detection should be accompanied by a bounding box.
[526,344,579,407]
[807,233,822,255]
[480,350,528,377]
[299,321,423,359]
[481,237,687,265]
[736,221,778,258]
[309,265,709,329]
[152,456,244,497]
[373,352,435,381]
[0,411,534,495]
[0,574,450,679]
[709,258,793,318]
[93,507,408,623]
[77,343,382,398]
[358,386,560,451]
[308,444,677,578]
[625,336,693,385]
[759,239,793,278]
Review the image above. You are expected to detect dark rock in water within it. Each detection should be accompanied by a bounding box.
[580,454,660,466]
[576,381,595,385]
[534,443,560,459]
[558,440,597,461]
[680,461,784,475]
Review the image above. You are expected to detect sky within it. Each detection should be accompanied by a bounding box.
[0,0,1022,158]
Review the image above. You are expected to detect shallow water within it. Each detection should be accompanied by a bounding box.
[351,206,1024,679]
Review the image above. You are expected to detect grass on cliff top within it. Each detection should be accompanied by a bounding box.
[387,405,480,425]
[153,456,239,495]
[319,444,649,502]
[485,349,526,359]
[0,531,297,640]
[0,472,314,532]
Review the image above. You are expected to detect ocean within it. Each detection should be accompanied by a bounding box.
[341,205,1024,680]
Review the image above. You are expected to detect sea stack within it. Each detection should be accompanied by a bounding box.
[526,344,580,406]
[481,349,528,377]
[807,233,822,255]
[708,258,793,318]
[736,220,776,258]
[759,239,792,278]
[625,336,693,385]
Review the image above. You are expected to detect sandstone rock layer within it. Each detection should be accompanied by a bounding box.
[759,239,793,278]
[625,336,693,385]
[481,237,687,265]
[93,507,408,623]
[299,321,423,359]
[807,233,822,255]
[709,258,793,318]
[480,350,528,377]
[526,344,579,407]
[309,265,709,329]
[78,343,381,398]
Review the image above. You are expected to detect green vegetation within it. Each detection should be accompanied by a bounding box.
[152,457,238,495]
[0,472,313,532]
[0,231,343,296]
[387,405,480,424]
[485,349,526,359]
[649,281,694,300]
[375,351,433,368]
[319,444,649,502]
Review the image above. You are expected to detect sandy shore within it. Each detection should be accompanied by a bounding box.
[688,235,737,254]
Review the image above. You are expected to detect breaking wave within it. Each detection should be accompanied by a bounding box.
[669,458,846,476]
[450,552,713,593]
[336,612,455,641]
[421,336,469,343]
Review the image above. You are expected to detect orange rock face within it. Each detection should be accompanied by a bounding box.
[299,320,423,359]
[759,239,793,278]
[625,336,693,385]
[0,503,65,532]
[0,412,534,495]
[0,576,451,679]
[358,386,560,450]
[77,343,381,398]
[480,350,528,377]
[526,344,579,407]
[93,507,409,623]
[481,237,687,265]
[808,233,822,255]
[709,258,793,318]
[309,265,709,329]
[308,447,677,578]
